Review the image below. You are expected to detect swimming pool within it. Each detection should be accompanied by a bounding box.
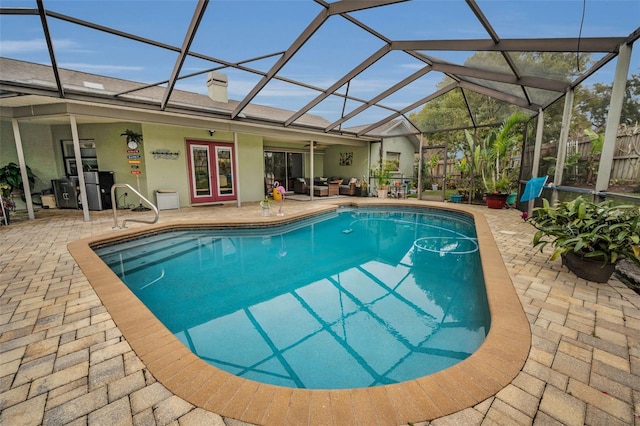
[93,206,490,389]
[69,200,530,424]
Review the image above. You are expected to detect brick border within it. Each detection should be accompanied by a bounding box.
[68,200,531,424]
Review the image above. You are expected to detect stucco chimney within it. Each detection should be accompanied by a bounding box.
[206,72,228,103]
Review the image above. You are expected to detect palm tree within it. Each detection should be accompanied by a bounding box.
[465,112,528,193]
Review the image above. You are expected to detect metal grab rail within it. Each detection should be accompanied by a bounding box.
[111,183,159,229]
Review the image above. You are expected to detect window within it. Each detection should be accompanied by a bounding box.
[386,152,400,171]
[61,139,98,176]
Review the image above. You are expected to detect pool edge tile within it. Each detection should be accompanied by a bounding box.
[68,201,532,425]
[328,390,356,426]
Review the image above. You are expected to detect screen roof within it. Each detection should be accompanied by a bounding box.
[1,0,638,137]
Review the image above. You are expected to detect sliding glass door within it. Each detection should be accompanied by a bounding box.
[264,151,303,194]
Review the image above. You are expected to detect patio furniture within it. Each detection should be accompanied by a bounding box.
[328,181,340,196]
[314,186,328,197]
[339,178,358,196]
[294,178,329,196]
[293,178,309,194]
[390,183,407,199]
[520,176,548,202]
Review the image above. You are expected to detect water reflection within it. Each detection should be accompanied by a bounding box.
[95,208,490,389]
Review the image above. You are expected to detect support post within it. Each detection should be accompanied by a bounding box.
[595,42,633,198]
[310,141,314,200]
[417,134,424,200]
[70,115,91,222]
[528,108,545,216]
[234,132,241,207]
[552,88,574,204]
[10,119,35,220]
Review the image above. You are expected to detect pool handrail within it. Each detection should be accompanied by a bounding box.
[110,183,159,229]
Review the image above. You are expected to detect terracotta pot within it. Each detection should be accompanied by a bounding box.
[485,193,508,209]
[562,251,615,283]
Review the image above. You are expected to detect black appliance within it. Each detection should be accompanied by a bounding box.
[83,171,115,211]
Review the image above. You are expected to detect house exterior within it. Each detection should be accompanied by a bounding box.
[0,58,421,218]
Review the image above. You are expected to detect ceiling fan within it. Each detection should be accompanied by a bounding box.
[303,141,325,149]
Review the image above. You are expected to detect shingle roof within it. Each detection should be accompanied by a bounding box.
[0,57,333,129]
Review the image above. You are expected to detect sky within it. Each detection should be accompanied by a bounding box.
[0,0,638,127]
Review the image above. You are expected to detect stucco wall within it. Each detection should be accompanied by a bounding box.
[139,125,266,206]
[238,134,266,202]
[2,120,269,210]
[303,152,324,178]
[323,145,369,181]
[1,120,58,209]
[50,122,144,205]
[370,137,415,178]
[142,124,197,208]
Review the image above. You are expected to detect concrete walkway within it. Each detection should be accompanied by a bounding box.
[1,200,639,425]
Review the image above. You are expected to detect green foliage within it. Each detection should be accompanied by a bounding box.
[121,129,143,143]
[373,161,394,186]
[583,129,604,184]
[529,196,640,266]
[576,71,640,128]
[0,162,36,193]
[428,154,439,175]
[408,52,637,150]
[464,112,528,193]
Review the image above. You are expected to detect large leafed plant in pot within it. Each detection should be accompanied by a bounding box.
[528,196,640,282]
[373,161,394,199]
[464,112,527,209]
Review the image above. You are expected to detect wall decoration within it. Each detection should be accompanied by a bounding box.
[339,152,353,166]
[152,149,180,160]
[121,129,143,149]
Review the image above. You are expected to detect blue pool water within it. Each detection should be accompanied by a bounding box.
[94,207,490,389]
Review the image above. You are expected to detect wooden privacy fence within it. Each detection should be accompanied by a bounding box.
[573,125,640,181]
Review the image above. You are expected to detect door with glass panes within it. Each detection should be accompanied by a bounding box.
[187,140,236,204]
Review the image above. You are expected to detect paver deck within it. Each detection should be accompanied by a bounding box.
[1,198,639,425]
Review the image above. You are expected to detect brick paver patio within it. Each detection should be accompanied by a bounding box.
[1,199,639,425]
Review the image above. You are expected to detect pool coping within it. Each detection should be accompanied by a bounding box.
[67,200,531,425]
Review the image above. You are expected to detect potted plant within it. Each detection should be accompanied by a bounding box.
[259,196,271,217]
[373,161,394,199]
[528,196,640,283]
[121,129,143,150]
[0,162,37,201]
[465,112,527,208]
[1,183,15,224]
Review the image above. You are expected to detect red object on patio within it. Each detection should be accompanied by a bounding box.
[486,193,509,209]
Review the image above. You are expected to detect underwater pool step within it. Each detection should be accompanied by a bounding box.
[94,232,188,256]
[97,233,224,274]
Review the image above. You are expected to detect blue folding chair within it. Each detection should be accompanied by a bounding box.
[520,176,548,202]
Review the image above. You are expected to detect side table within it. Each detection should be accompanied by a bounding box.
[328,181,340,196]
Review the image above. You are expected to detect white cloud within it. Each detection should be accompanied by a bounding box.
[400,63,425,70]
[58,63,145,73]
[0,39,47,54]
[0,38,79,54]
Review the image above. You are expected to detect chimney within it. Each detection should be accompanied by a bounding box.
[206,72,228,103]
